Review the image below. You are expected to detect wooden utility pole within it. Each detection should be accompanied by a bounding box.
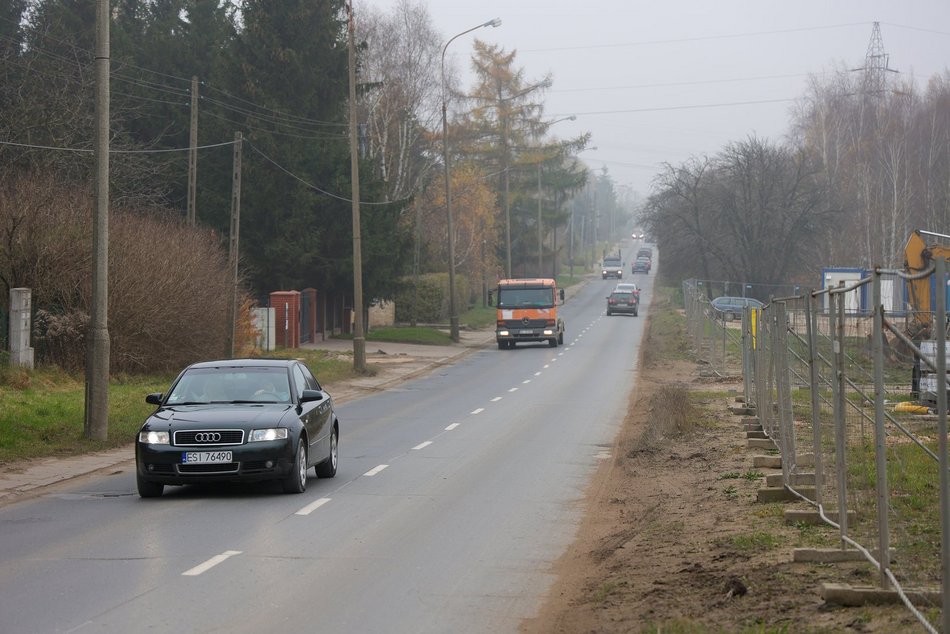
[85,0,110,441]
[347,3,366,372]
[187,76,198,226]
[228,132,242,358]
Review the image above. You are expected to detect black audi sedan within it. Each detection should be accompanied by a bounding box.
[135,358,339,498]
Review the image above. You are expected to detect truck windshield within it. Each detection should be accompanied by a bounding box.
[497,288,554,308]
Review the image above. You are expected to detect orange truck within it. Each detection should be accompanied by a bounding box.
[489,278,565,349]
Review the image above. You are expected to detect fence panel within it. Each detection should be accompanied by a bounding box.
[684,272,948,633]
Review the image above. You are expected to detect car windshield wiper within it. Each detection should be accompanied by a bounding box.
[172,401,208,406]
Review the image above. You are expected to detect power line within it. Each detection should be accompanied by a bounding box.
[0,138,237,154]
[521,22,871,53]
[245,139,410,206]
[550,72,813,94]
[550,97,797,117]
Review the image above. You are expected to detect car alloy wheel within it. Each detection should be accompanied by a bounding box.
[316,427,338,478]
[283,439,307,493]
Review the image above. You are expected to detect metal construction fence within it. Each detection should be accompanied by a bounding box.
[684,270,950,634]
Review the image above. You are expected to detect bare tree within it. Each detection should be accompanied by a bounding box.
[357,0,442,202]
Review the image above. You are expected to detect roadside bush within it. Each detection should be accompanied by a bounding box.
[1,171,235,373]
[394,273,470,324]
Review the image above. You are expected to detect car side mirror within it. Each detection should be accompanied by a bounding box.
[146,393,163,405]
[300,389,324,403]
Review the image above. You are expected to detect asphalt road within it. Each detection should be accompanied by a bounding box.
[0,251,654,634]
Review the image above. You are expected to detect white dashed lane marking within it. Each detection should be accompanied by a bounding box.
[182,550,242,577]
[490,397,502,402]
[471,408,485,415]
[445,423,460,431]
[296,498,332,516]
[412,441,432,450]
[364,465,389,477]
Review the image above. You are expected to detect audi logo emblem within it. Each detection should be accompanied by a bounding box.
[194,432,222,443]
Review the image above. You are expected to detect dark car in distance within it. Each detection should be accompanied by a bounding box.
[710,296,763,321]
[632,256,651,274]
[607,289,639,316]
[135,358,339,497]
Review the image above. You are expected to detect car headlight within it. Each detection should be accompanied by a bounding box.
[249,428,289,442]
[139,431,170,445]
[498,330,510,336]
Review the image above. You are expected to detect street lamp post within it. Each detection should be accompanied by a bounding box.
[536,115,575,279]
[441,17,501,343]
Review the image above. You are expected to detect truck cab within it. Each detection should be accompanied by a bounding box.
[489,278,565,349]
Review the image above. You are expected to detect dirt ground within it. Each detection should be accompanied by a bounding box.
[521,312,920,633]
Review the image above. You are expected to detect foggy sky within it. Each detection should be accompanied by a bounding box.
[357,0,950,200]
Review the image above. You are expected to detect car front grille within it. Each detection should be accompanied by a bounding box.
[177,463,240,474]
[174,429,245,446]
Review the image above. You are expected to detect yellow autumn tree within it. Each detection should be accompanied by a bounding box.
[420,162,501,306]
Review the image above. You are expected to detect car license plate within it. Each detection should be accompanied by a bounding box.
[182,451,233,464]
[520,329,534,334]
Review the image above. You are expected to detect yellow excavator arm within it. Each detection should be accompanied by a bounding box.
[904,229,950,326]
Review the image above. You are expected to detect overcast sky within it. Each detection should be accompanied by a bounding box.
[356,0,950,199]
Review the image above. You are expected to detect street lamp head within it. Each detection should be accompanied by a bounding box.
[485,18,502,28]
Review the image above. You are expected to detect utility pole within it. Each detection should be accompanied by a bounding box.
[503,116,512,278]
[85,0,110,441]
[537,162,543,276]
[227,131,242,358]
[348,2,367,372]
[187,76,198,226]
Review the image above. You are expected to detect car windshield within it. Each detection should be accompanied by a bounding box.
[497,287,554,308]
[165,366,292,405]
[610,292,633,300]
[603,259,621,267]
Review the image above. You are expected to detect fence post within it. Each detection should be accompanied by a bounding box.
[742,309,752,404]
[832,286,850,547]
[935,256,950,633]
[773,302,792,482]
[872,268,891,588]
[805,290,823,509]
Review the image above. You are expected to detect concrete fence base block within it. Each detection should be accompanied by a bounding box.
[766,472,815,487]
[795,548,895,563]
[795,453,816,467]
[820,583,941,607]
[747,438,777,450]
[752,455,782,469]
[740,416,760,426]
[745,430,768,440]
[729,406,755,416]
[784,509,855,526]
[757,486,815,503]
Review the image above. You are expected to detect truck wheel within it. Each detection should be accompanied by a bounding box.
[497,341,506,350]
[548,337,558,347]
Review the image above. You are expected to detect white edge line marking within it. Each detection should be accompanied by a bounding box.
[445,423,460,430]
[296,497,332,516]
[490,397,502,402]
[508,387,518,392]
[471,407,485,415]
[413,441,432,450]
[182,550,242,576]
[364,464,389,476]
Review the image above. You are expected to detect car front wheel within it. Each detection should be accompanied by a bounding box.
[282,439,307,494]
